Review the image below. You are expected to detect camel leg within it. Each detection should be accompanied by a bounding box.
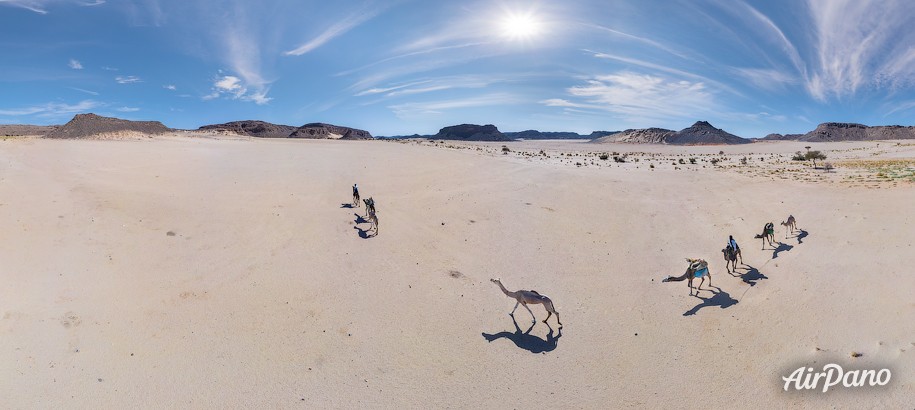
[510,301,519,316]
[543,310,552,324]
[688,277,694,295]
[555,312,562,327]
[522,302,536,323]
[697,276,705,292]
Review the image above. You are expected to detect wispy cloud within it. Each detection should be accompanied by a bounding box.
[68,86,98,95]
[544,72,717,123]
[115,75,142,84]
[0,100,100,118]
[101,66,118,71]
[163,84,176,91]
[68,59,83,69]
[116,106,139,112]
[0,0,106,14]
[388,93,518,118]
[586,50,744,98]
[732,67,797,92]
[806,0,915,100]
[583,23,694,61]
[284,4,382,56]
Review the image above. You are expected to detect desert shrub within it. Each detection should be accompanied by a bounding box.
[649,164,655,168]
[689,158,697,164]
[740,156,747,165]
[710,158,720,165]
[678,158,685,164]
[613,156,626,163]
[719,150,724,155]
[791,151,806,161]
[599,153,609,160]
[824,162,834,172]
[502,146,510,153]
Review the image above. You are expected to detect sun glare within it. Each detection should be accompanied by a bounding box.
[501,13,541,40]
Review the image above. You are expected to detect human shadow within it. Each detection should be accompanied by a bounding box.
[795,230,808,244]
[340,203,354,209]
[481,315,561,354]
[772,242,794,259]
[683,286,738,316]
[732,264,768,286]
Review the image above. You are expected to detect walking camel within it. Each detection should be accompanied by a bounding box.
[722,245,740,274]
[662,258,711,296]
[780,215,797,238]
[352,184,361,207]
[490,279,562,327]
[363,197,375,218]
[754,222,777,249]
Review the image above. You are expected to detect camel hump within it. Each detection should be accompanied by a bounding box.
[529,290,541,296]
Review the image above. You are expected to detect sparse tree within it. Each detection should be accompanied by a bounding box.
[805,150,826,168]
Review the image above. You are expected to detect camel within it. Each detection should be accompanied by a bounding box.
[363,197,375,218]
[722,245,740,274]
[754,222,776,249]
[490,279,562,327]
[367,211,378,236]
[780,215,797,238]
[352,184,360,207]
[662,258,710,296]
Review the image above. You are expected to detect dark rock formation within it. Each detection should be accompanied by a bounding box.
[799,123,915,141]
[289,123,372,139]
[592,127,676,144]
[198,120,296,138]
[503,130,587,140]
[588,130,620,139]
[668,121,750,145]
[46,113,171,139]
[0,124,58,136]
[432,124,510,141]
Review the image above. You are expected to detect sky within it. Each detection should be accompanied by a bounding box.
[3,0,915,138]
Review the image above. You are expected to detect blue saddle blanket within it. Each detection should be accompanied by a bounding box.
[695,267,708,278]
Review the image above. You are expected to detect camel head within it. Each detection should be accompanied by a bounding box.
[490,278,501,284]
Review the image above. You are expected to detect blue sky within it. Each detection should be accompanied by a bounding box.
[2,0,915,138]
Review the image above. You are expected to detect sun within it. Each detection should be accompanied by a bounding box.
[501,13,541,40]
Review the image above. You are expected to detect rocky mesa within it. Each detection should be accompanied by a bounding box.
[46,113,172,139]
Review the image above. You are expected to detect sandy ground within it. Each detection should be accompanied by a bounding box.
[0,135,912,408]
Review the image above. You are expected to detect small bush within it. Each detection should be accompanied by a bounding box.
[689,158,697,164]
[824,162,834,172]
[649,164,655,168]
[791,151,806,161]
[502,146,510,153]
[740,157,747,165]
[599,153,609,160]
[710,158,720,165]
[678,158,685,164]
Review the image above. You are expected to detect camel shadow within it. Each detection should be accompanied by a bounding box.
[482,316,561,354]
[733,265,768,286]
[340,203,354,209]
[795,230,808,244]
[353,213,368,224]
[772,242,794,259]
[683,286,738,316]
[353,225,375,239]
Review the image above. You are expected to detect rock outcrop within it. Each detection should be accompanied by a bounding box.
[288,123,373,139]
[0,124,57,136]
[668,121,750,145]
[46,113,171,139]
[592,121,750,145]
[503,130,587,140]
[432,124,510,141]
[198,120,296,138]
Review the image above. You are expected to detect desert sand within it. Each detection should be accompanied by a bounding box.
[0,135,912,408]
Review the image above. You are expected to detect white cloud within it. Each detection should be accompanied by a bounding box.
[101,66,118,71]
[0,100,100,118]
[732,68,797,91]
[163,84,176,90]
[68,59,83,70]
[115,75,142,84]
[204,74,271,105]
[284,5,382,56]
[545,72,717,123]
[116,106,139,112]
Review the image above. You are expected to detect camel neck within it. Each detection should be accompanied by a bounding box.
[495,281,514,297]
